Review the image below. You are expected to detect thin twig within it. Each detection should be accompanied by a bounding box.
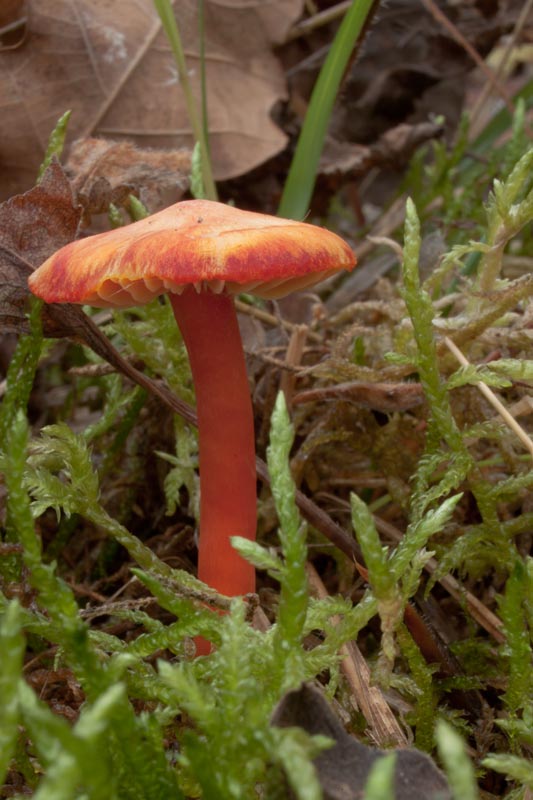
[286,1,352,41]
[279,325,309,407]
[234,299,323,343]
[444,336,533,459]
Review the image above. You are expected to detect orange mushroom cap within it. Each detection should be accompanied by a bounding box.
[28,199,356,307]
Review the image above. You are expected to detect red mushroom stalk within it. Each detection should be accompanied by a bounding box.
[28,200,356,652]
[169,289,256,597]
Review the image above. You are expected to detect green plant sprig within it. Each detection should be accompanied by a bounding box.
[474,146,533,295]
[401,200,518,573]
[36,110,71,182]
[499,559,533,716]
[0,602,25,787]
[4,413,107,699]
[267,392,309,684]
[0,296,43,449]
[396,623,438,751]
[1,418,187,796]
[436,720,479,800]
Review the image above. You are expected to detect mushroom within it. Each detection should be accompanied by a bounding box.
[28,199,356,651]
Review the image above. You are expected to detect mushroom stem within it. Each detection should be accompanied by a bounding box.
[169,290,257,600]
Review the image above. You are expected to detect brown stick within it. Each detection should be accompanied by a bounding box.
[306,562,408,747]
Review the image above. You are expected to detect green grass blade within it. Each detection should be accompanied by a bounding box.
[198,0,209,156]
[153,0,217,201]
[278,0,376,220]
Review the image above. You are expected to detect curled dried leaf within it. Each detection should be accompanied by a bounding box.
[67,138,192,221]
[0,160,81,335]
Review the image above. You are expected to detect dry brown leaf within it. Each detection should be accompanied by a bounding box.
[0,159,81,335]
[0,159,200,411]
[66,137,192,219]
[0,0,304,199]
[319,121,444,177]
[272,684,451,800]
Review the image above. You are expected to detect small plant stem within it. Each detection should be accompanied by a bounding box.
[169,291,256,598]
[402,201,465,456]
[37,110,71,181]
[403,200,515,564]
[444,336,533,458]
[287,1,352,41]
[154,0,217,201]
[198,0,210,155]
[474,238,506,296]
